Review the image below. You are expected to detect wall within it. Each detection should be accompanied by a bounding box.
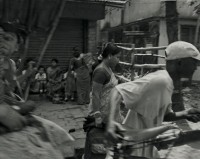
[123,0,164,24]
[100,0,164,30]
[177,0,199,19]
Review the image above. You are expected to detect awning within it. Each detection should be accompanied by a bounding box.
[67,0,128,8]
[63,1,105,20]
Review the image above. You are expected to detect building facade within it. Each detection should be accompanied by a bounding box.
[13,1,105,69]
[98,0,200,80]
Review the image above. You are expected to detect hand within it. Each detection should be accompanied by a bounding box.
[106,121,125,147]
[18,100,36,115]
[185,108,200,123]
[95,116,103,127]
[74,72,77,78]
[166,123,179,130]
[0,104,27,131]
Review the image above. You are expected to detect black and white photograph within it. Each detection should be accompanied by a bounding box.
[1,0,200,159]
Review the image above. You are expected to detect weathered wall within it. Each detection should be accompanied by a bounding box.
[100,0,164,30]
[177,0,199,19]
[100,6,122,30]
[100,0,199,30]
[123,0,164,24]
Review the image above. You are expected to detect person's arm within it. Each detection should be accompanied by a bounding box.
[91,81,103,115]
[42,73,47,81]
[91,68,109,125]
[122,124,178,142]
[164,104,200,122]
[69,59,75,77]
[35,73,39,80]
[0,103,27,132]
[107,88,123,138]
[108,87,123,125]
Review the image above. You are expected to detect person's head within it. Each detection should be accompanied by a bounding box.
[165,41,200,87]
[38,66,45,74]
[73,46,80,58]
[16,58,21,68]
[101,43,121,68]
[25,58,36,69]
[51,58,58,67]
[0,22,26,58]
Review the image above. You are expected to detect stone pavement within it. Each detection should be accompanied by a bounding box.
[32,97,88,158]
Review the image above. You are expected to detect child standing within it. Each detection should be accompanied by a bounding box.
[35,66,47,93]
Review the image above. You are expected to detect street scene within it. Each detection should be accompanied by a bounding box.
[1,0,200,159]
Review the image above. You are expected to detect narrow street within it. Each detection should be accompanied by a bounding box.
[32,83,200,159]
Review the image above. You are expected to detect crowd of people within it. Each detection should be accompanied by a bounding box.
[14,47,99,105]
[1,19,200,159]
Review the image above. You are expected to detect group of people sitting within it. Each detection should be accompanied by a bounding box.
[16,48,99,104]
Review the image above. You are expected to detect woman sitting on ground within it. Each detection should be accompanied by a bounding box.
[46,58,64,101]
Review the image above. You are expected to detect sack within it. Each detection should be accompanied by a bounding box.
[89,128,107,155]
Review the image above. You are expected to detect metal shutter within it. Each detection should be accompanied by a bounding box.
[28,18,83,70]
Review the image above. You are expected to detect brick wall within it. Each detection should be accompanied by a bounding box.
[88,20,97,54]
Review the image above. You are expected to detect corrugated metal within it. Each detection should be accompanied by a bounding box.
[28,18,83,70]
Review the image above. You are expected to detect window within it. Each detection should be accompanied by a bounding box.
[180,25,200,44]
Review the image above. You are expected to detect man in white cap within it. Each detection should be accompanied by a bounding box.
[165,41,200,112]
[106,41,200,158]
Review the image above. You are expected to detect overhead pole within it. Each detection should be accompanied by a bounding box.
[24,0,66,101]
[36,0,66,69]
[194,12,200,46]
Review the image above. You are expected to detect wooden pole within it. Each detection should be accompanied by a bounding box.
[194,15,200,46]
[131,44,135,80]
[117,45,167,51]
[36,0,66,69]
[15,36,30,99]
[25,0,66,101]
[16,36,30,76]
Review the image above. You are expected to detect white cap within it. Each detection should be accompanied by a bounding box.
[165,41,200,61]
